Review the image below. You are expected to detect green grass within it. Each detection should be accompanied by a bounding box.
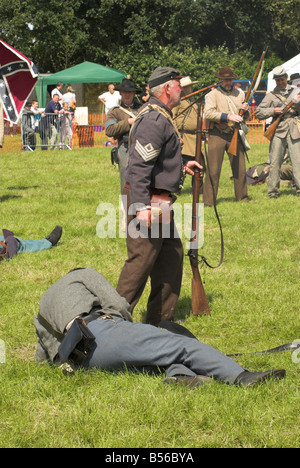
[1,145,299,448]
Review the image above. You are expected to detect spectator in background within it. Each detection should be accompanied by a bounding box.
[62,86,76,113]
[31,100,43,118]
[62,86,76,130]
[21,101,36,151]
[98,84,121,114]
[31,100,44,134]
[51,82,64,104]
[60,102,72,149]
[40,94,63,150]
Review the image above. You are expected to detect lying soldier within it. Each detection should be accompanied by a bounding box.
[34,268,286,388]
[0,226,62,259]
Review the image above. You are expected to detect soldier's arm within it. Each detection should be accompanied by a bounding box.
[256,93,279,120]
[204,91,221,122]
[105,108,131,138]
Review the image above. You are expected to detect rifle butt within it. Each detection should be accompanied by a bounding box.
[264,124,276,141]
[191,271,210,315]
[227,128,239,156]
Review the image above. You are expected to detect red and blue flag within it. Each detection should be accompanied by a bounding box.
[0,40,38,123]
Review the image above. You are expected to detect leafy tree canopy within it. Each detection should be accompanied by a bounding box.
[1,0,298,86]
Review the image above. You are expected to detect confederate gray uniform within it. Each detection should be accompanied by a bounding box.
[34,268,246,384]
[256,80,300,198]
[116,89,185,325]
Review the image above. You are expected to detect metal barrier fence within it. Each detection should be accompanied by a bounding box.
[2,106,267,153]
[21,112,73,151]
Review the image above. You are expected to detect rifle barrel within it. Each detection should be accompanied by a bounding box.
[181,81,223,101]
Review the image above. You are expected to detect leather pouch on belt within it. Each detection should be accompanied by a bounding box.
[58,318,96,364]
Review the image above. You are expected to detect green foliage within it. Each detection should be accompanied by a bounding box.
[0,0,298,78]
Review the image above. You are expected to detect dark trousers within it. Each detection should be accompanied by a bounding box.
[203,129,248,206]
[116,187,183,326]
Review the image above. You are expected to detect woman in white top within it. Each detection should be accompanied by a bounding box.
[62,86,76,111]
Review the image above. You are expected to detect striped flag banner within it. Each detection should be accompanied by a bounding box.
[0,40,38,123]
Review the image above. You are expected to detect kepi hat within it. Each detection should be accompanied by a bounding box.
[148,67,184,88]
[215,67,238,80]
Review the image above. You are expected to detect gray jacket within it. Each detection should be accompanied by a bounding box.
[256,85,300,139]
[125,96,183,208]
[34,268,132,363]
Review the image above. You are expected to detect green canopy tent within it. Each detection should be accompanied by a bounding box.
[35,61,127,107]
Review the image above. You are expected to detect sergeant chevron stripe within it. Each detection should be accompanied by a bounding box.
[135,139,161,161]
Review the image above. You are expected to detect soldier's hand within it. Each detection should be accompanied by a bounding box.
[228,114,243,123]
[136,208,151,227]
[241,102,249,111]
[273,107,283,115]
[128,117,136,126]
[185,161,204,177]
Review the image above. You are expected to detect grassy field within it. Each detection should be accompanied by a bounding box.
[0,143,299,448]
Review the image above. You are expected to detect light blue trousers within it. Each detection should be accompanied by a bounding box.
[0,235,52,253]
[84,317,245,384]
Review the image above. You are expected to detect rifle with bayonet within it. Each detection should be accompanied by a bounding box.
[187,102,210,316]
[264,91,300,141]
[228,47,268,156]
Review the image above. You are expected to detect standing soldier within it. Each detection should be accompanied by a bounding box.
[116,67,203,326]
[256,66,300,198]
[105,78,141,194]
[203,67,250,206]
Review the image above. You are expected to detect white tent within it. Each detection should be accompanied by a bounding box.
[267,54,300,92]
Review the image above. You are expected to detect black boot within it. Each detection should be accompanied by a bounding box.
[234,369,286,387]
[46,225,63,246]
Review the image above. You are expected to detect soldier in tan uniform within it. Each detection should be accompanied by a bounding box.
[173,76,199,165]
[256,66,300,198]
[173,76,205,189]
[105,78,141,192]
[0,97,4,149]
[203,67,250,206]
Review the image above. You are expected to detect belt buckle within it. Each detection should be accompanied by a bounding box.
[98,314,115,322]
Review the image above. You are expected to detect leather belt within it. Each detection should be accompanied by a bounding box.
[124,184,171,198]
[150,188,171,197]
[181,130,197,135]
